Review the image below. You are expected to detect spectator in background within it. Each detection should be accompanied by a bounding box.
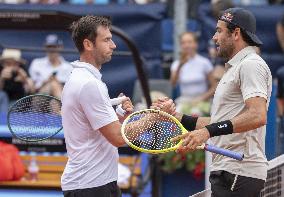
[276,14,284,116]
[277,14,284,52]
[0,49,35,104]
[170,32,216,105]
[29,34,72,98]
[211,0,234,20]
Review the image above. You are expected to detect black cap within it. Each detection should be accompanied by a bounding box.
[219,7,262,46]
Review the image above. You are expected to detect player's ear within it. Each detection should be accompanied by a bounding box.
[83,39,94,52]
[234,28,241,41]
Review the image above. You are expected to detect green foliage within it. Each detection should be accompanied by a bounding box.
[158,150,205,174]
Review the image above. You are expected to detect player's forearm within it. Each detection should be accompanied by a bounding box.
[231,107,266,133]
[100,121,126,147]
[115,133,126,147]
[196,117,211,129]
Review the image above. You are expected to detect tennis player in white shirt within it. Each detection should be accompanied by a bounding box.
[61,16,134,197]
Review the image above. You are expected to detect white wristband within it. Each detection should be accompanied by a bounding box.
[116,104,126,117]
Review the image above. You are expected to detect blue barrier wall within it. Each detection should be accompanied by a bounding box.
[266,82,277,160]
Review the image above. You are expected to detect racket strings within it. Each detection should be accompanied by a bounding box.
[124,111,183,151]
[8,95,62,141]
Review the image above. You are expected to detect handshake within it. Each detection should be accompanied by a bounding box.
[119,95,212,154]
[118,95,177,118]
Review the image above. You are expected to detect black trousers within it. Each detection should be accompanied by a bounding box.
[63,181,121,197]
[210,171,265,197]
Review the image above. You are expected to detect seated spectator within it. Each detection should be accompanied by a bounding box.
[29,34,72,98]
[277,14,284,52]
[0,49,35,105]
[170,32,216,105]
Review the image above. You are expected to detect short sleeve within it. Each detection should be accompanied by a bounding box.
[170,60,180,73]
[239,60,270,101]
[79,80,118,131]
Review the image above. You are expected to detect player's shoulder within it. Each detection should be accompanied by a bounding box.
[239,54,271,79]
[242,53,270,71]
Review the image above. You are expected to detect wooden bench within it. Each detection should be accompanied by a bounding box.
[0,154,142,196]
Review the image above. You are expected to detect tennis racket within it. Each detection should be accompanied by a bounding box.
[7,94,126,142]
[121,109,244,161]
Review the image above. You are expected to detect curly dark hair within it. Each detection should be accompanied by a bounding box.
[70,15,112,53]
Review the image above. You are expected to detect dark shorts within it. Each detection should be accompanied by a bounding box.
[63,181,121,197]
[210,171,265,197]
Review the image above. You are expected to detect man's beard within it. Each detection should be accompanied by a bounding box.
[217,41,234,61]
[95,55,112,66]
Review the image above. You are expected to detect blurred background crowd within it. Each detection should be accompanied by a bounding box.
[0,0,283,196]
[0,0,284,5]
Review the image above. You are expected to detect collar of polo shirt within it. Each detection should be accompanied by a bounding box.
[71,60,102,80]
[227,46,256,67]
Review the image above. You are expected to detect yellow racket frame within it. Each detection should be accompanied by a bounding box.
[121,109,187,154]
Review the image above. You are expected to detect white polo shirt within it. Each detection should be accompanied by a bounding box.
[210,46,272,180]
[29,56,73,89]
[61,60,119,191]
[171,54,213,97]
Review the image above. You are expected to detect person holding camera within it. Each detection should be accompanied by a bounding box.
[29,34,72,98]
[0,49,35,106]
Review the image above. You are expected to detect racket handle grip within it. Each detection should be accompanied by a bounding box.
[204,144,244,161]
[110,96,126,106]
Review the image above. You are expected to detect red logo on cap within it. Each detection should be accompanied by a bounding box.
[221,12,233,22]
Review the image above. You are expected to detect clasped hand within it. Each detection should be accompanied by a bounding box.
[150,97,210,153]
